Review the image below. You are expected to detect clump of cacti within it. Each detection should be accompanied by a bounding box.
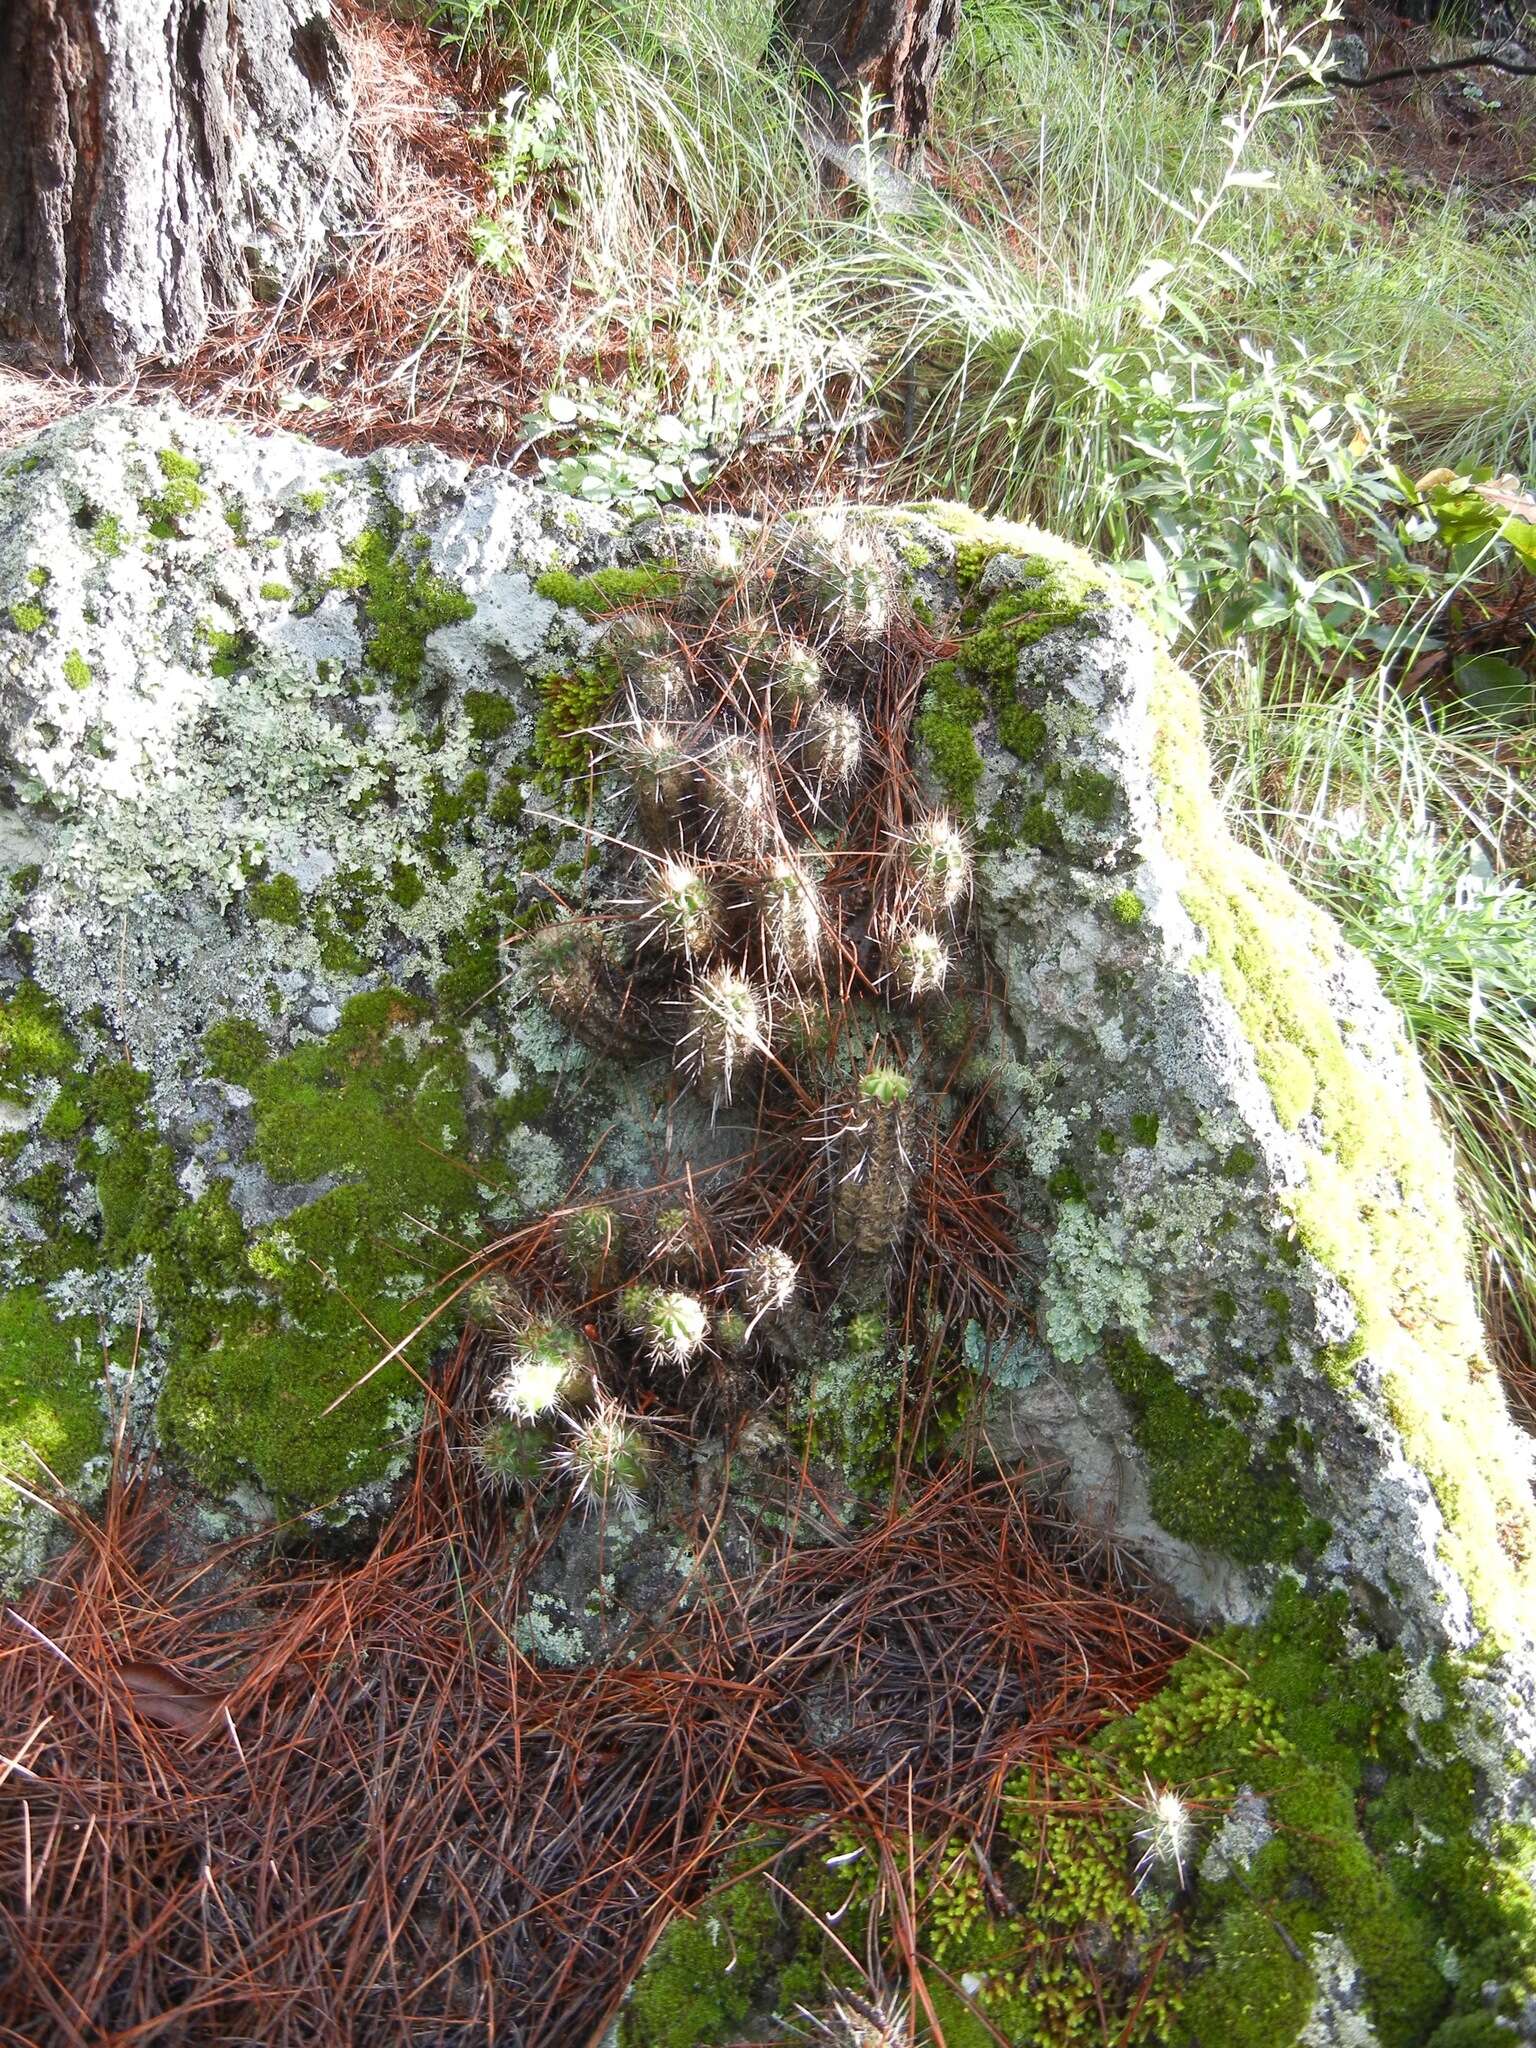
[498,540,999,1524]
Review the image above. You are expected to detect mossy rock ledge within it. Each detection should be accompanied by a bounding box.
[2,403,1534,2044]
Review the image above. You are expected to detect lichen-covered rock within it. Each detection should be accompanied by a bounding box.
[928,509,1536,1667]
[3,402,1535,2046]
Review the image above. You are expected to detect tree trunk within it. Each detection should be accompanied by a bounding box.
[775,0,960,150]
[0,0,354,381]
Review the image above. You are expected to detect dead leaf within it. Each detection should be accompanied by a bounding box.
[117,1659,224,1737]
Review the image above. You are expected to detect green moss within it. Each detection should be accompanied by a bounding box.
[388,861,426,910]
[8,600,46,633]
[464,689,520,744]
[142,447,206,536]
[435,897,507,1013]
[259,581,292,602]
[534,566,682,617]
[62,648,92,690]
[1048,1164,1087,1201]
[997,701,1047,762]
[0,1288,104,1514]
[203,1018,271,1086]
[161,990,477,1503]
[1111,888,1144,926]
[1103,1332,1325,1564]
[1130,1110,1160,1146]
[330,523,474,696]
[299,489,328,515]
[1222,1142,1259,1179]
[26,566,49,589]
[533,665,615,782]
[915,658,986,811]
[247,872,304,926]
[1064,765,1117,822]
[621,1872,779,2048]
[793,1346,904,1491]
[0,980,76,1104]
[87,511,127,559]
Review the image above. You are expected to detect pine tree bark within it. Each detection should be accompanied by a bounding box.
[0,0,355,380]
[774,0,960,149]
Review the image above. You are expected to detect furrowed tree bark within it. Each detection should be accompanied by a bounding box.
[0,0,355,380]
[774,0,960,150]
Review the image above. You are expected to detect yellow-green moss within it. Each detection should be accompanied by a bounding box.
[142,447,206,537]
[202,1017,271,1085]
[329,523,474,696]
[533,664,616,782]
[0,979,76,1103]
[86,510,127,559]
[1146,626,1536,1642]
[534,565,683,617]
[8,599,46,633]
[247,872,304,926]
[931,510,1536,1645]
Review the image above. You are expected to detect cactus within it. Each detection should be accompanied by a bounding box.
[619,715,698,849]
[758,855,825,982]
[463,1271,523,1330]
[831,1068,914,1257]
[740,1244,799,1330]
[702,737,774,861]
[472,1415,552,1494]
[644,857,722,961]
[551,1396,653,1514]
[493,1319,597,1419]
[683,964,769,1108]
[527,919,658,1059]
[888,923,951,1001]
[560,1205,622,1287]
[640,1287,710,1371]
[903,812,971,917]
[1126,1775,1195,1892]
[801,701,862,795]
[767,633,823,716]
